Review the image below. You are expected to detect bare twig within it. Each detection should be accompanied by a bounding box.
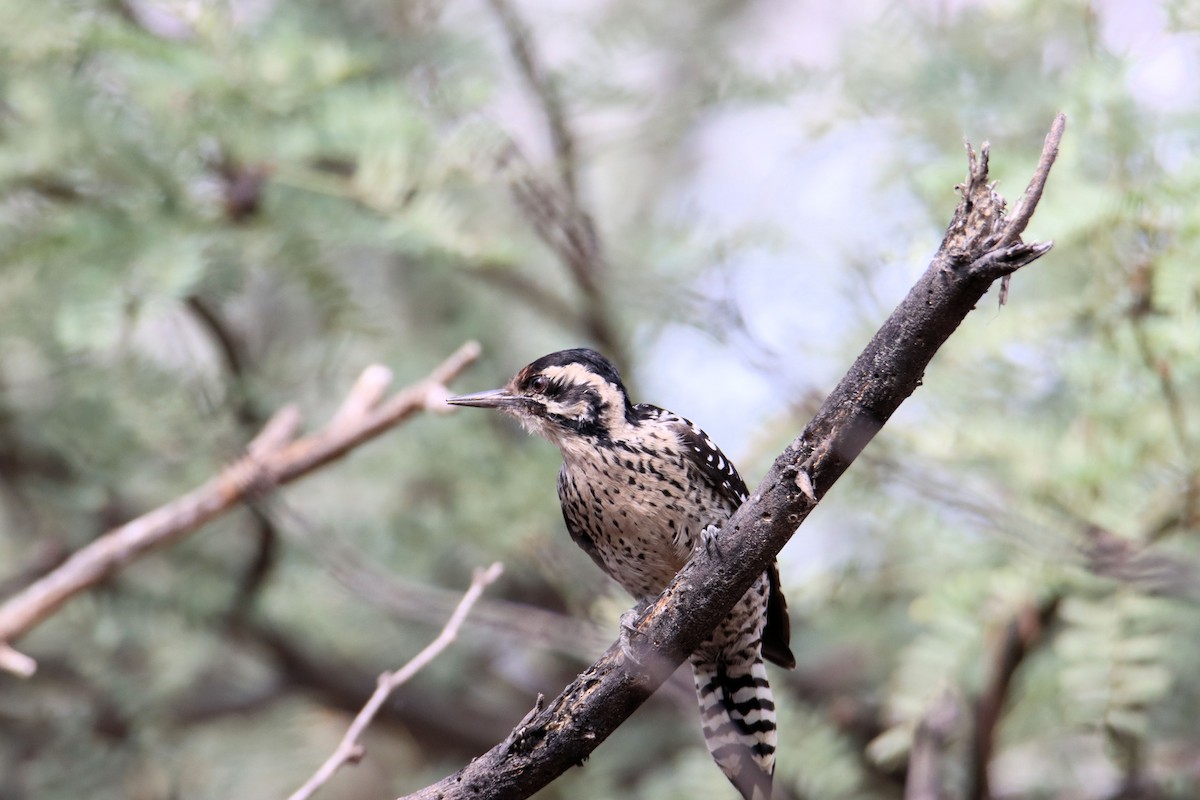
[483,0,629,372]
[500,148,628,371]
[249,405,304,458]
[313,531,612,658]
[1000,113,1066,247]
[906,690,961,800]
[328,364,395,433]
[0,341,481,676]
[485,0,579,201]
[1082,525,1200,601]
[287,562,504,800]
[0,642,36,678]
[465,261,583,333]
[997,112,1066,305]
[401,117,1065,800]
[968,598,1059,800]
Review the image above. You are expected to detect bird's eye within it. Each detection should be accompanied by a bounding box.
[529,375,550,394]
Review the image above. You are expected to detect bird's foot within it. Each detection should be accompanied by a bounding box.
[619,602,648,665]
[701,524,723,559]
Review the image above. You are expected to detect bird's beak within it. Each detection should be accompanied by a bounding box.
[446,387,524,410]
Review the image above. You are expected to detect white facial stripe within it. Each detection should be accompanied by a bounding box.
[534,362,630,432]
[540,363,611,392]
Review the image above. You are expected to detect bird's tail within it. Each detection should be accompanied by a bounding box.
[691,651,777,800]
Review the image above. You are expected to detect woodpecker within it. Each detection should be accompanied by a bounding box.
[449,348,794,800]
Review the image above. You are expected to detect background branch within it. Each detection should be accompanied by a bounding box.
[0,342,481,675]
[287,562,504,800]
[185,293,282,617]
[307,528,612,658]
[906,690,961,800]
[968,597,1060,800]
[485,0,629,372]
[486,0,579,201]
[500,146,628,371]
[402,116,1066,800]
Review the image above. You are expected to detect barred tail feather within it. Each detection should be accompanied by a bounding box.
[692,653,777,800]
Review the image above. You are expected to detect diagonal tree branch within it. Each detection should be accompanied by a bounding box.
[402,114,1066,800]
[0,341,481,676]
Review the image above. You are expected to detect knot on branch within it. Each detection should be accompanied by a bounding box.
[504,693,548,755]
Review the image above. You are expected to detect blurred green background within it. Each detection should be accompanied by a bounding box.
[2,0,1200,798]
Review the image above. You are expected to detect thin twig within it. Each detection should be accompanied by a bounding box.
[483,0,629,371]
[0,642,36,678]
[906,690,961,800]
[968,598,1059,800]
[287,562,504,800]
[465,261,583,333]
[329,365,395,433]
[1001,112,1066,246]
[0,341,481,676]
[1129,312,1198,534]
[485,0,579,201]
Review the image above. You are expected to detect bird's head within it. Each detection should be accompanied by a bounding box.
[447,348,636,448]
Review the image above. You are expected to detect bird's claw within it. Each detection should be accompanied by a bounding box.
[701,524,722,559]
[619,604,647,665]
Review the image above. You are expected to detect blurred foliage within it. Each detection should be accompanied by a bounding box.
[2,0,1200,798]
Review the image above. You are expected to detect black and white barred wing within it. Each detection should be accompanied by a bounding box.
[634,404,749,511]
[636,404,795,671]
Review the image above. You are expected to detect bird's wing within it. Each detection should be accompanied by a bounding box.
[635,404,749,511]
[636,404,796,670]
